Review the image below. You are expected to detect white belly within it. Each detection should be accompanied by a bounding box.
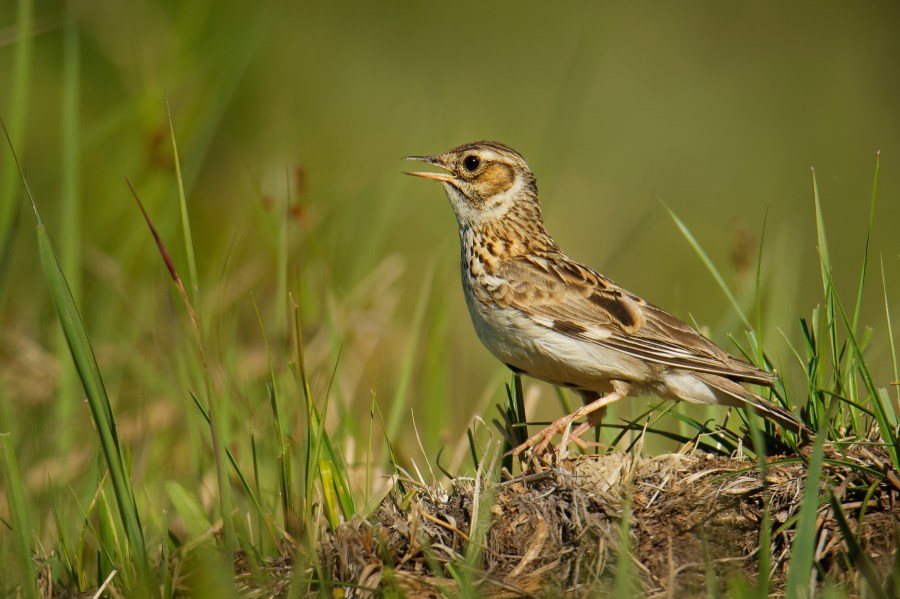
[463,288,653,392]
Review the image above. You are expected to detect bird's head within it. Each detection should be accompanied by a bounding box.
[404,141,539,229]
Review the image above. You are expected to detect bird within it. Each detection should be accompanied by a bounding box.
[403,141,808,457]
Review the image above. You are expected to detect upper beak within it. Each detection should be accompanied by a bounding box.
[403,155,456,182]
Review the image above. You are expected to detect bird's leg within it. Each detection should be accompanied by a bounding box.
[511,381,632,457]
[560,393,607,451]
[563,420,604,451]
[577,394,612,444]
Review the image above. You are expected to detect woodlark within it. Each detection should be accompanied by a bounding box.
[404,141,808,456]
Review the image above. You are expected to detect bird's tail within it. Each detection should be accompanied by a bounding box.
[697,373,812,436]
[742,392,812,436]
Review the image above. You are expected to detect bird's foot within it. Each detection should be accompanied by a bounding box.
[510,413,578,457]
[509,418,603,459]
[509,385,629,459]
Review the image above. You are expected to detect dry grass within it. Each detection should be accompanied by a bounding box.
[227,447,899,598]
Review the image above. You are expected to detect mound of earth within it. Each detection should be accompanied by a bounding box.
[303,448,898,597]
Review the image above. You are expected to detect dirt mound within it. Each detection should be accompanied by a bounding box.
[313,449,898,597]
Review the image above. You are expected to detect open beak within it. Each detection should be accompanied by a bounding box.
[402,155,456,182]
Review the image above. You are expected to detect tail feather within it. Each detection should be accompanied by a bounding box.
[742,392,812,435]
[696,373,812,436]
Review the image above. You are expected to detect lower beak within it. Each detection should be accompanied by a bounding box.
[403,155,456,182]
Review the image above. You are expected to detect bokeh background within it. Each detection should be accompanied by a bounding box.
[2,0,899,505]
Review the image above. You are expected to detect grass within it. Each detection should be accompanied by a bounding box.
[2,127,896,595]
[1,2,899,597]
[1,432,37,599]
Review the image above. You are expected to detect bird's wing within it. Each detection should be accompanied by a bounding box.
[490,254,775,386]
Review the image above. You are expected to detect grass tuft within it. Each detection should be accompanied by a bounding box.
[4,123,151,589]
[1,433,38,599]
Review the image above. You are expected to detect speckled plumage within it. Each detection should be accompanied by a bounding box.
[405,141,807,456]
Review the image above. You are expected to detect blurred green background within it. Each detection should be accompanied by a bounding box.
[2,0,899,502]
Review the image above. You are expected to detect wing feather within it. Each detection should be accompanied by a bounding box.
[491,255,775,386]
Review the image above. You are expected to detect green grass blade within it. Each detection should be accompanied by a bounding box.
[812,168,842,401]
[0,433,38,599]
[167,102,200,306]
[73,483,101,590]
[827,493,889,599]
[183,544,241,599]
[320,346,356,520]
[38,220,150,581]
[293,300,355,523]
[18,179,150,584]
[51,499,77,589]
[317,459,341,530]
[810,184,899,463]
[128,178,235,552]
[252,295,297,536]
[267,379,297,536]
[881,258,899,408]
[463,444,500,572]
[851,153,879,335]
[785,417,827,599]
[303,359,353,529]
[812,168,833,298]
[250,434,267,553]
[754,207,770,364]
[756,493,773,597]
[663,200,752,330]
[373,398,404,494]
[365,392,377,507]
[166,480,214,539]
[613,494,635,599]
[823,266,900,468]
[187,389,268,526]
[167,111,237,551]
[2,117,150,585]
[746,412,772,596]
[97,487,118,587]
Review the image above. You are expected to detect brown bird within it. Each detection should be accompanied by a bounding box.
[405,141,808,456]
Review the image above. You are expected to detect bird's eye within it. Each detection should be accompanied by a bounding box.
[462,155,481,172]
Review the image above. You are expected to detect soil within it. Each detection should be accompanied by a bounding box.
[301,447,899,598]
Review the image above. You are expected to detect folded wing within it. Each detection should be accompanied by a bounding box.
[490,254,775,386]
